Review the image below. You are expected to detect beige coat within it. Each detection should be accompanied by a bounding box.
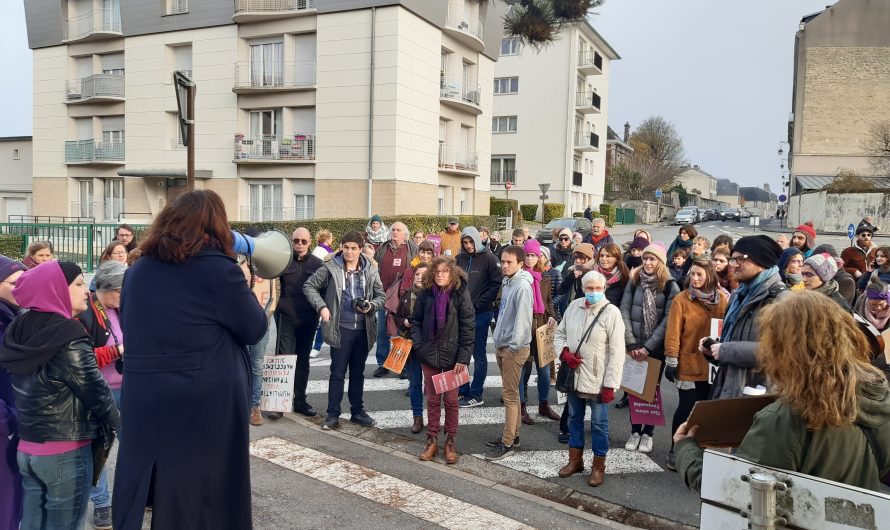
[554,297,626,395]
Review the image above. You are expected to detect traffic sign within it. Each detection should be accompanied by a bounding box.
[539,195,549,200]
[505,181,512,191]
[538,183,551,194]
[655,188,663,199]
[778,194,786,203]
[848,223,856,239]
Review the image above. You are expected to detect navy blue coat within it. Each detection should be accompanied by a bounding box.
[112,248,267,530]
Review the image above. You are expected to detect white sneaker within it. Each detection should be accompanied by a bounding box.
[625,432,641,451]
[309,349,320,358]
[638,434,653,453]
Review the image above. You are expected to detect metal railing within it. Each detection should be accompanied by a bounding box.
[71,201,126,222]
[8,215,95,224]
[65,140,126,164]
[234,134,316,161]
[438,146,478,172]
[164,0,188,15]
[440,75,481,107]
[64,7,121,41]
[233,61,316,89]
[575,91,601,110]
[446,4,484,41]
[578,50,603,71]
[234,0,316,13]
[490,169,516,185]
[66,74,125,102]
[573,131,599,149]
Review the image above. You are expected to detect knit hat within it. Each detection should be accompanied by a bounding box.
[94,260,127,292]
[804,253,838,284]
[0,255,26,282]
[811,244,838,257]
[539,246,551,262]
[630,236,649,251]
[793,221,816,250]
[572,243,594,260]
[523,239,542,257]
[866,275,890,301]
[58,261,83,286]
[370,214,383,224]
[558,228,573,241]
[642,243,667,266]
[856,224,875,236]
[733,235,783,269]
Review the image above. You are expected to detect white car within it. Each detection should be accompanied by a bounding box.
[674,209,696,225]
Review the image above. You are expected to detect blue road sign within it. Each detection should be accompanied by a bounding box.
[848,223,856,239]
[655,188,663,199]
[778,194,787,203]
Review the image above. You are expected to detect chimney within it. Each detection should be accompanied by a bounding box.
[623,122,630,143]
[763,183,771,192]
[693,164,699,170]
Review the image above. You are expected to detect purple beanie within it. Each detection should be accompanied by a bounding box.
[0,255,26,282]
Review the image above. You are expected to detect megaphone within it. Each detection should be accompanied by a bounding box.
[231,229,293,279]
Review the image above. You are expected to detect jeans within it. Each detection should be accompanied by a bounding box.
[17,444,93,530]
[422,364,459,437]
[671,381,711,449]
[459,311,492,398]
[274,313,316,407]
[89,389,122,509]
[327,326,370,418]
[567,393,610,457]
[248,326,271,408]
[406,356,424,417]
[374,309,390,366]
[313,321,324,351]
[519,353,551,404]
[496,346,529,445]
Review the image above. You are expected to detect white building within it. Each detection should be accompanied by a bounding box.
[489,20,619,219]
[0,137,33,220]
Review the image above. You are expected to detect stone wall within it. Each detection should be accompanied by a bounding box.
[788,191,890,232]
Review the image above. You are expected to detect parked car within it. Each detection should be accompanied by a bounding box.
[704,209,719,221]
[721,208,740,221]
[674,208,697,225]
[740,209,752,219]
[535,217,592,246]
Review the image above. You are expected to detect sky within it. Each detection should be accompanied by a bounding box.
[0,0,835,192]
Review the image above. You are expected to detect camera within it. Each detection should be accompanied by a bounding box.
[353,298,372,312]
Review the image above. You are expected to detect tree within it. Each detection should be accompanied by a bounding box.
[608,116,687,200]
[671,183,689,207]
[824,168,878,193]
[863,120,890,177]
[481,0,605,48]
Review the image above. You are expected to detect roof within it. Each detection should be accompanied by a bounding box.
[795,175,890,191]
[739,187,775,202]
[579,18,621,60]
[716,179,739,195]
[0,136,32,142]
[677,166,716,179]
[606,126,632,151]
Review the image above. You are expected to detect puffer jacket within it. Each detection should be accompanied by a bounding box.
[410,280,475,369]
[554,297,625,395]
[620,276,680,358]
[664,290,728,382]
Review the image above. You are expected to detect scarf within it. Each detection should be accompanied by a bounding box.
[426,285,452,338]
[692,249,712,262]
[366,223,390,245]
[524,266,546,314]
[721,266,778,342]
[667,236,693,260]
[591,230,610,245]
[320,243,333,253]
[688,287,718,309]
[597,264,621,285]
[785,273,803,285]
[638,269,659,337]
[866,303,890,330]
[814,279,839,297]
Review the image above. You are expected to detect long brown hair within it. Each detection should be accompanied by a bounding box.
[758,291,886,429]
[140,190,235,263]
[597,243,629,281]
[631,253,671,291]
[422,256,465,290]
[686,259,718,292]
[99,241,127,264]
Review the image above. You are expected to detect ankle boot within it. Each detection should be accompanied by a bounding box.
[411,416,424,434]
[588,455,606,487]
[520,403,534,425]
[538,401,561,421]
[443,435,459,464]
[419,436,438,462]
[558,447,585,478]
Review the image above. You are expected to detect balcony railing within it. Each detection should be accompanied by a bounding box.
[445,4,484,42]
[575,91,601,112]
[234,61,316,90]
[66,74,125,103]
[572,171,583,187]
[234,0,316,14]
[438,146,478,173]
[70,201,124,222]
[64,8,121,42]
[440,75,481,107]
[490,169,516,185]
[573,131,599,150]
[65,140,125,164]
[578,50,603,74]
[234,134,316,161]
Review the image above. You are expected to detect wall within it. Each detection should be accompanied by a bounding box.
[788,191,890,232]
[0,138,33,220]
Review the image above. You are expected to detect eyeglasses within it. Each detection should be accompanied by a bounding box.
[434,269,450,276]
[729,254,749,266]
[292,239,309,244]
[559,237,570,241]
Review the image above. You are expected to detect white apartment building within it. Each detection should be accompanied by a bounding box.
[24,0,505,221]
[0,136,33,220]
[489,20,619,218]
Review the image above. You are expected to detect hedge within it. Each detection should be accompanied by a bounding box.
[572,211,584,218]
[542,203,565,223]
[0,235,23,260]
[598,203,616,227]
[520,204,538,222]
[490,197,522,227]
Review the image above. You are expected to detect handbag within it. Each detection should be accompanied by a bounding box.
[91,423,116,486]
[555,306,607,394]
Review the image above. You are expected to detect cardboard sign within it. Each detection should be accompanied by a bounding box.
[554,358,567,404]
[383,336,412,374]
[260,355,298,413]
[710,318,723,340]
[628,385,665,426]
[686,395,777,448]
[431,368,470,394]
[619,356,662,402]
[252,276,276,318]
[535,324,556,367]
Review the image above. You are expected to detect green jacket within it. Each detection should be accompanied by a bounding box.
[677,376,890,492]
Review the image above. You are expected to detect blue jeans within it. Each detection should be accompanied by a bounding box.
[405,356,423,416]
[328,326,370,418]
[17,444,93,530]
[459,311,492,398]
[313,321,324,351]
[374,309,390,366]
[89,389,122,509]
[249,326,271,408]
[567,393,610,457]
[519,360,550,404]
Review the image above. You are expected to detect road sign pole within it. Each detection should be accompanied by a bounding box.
[187,84,195,191]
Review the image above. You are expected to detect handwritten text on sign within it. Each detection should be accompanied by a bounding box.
[628,385,665,426]
[260,355,297,413]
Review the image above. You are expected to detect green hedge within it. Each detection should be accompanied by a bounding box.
[520,204,538,222]
[490,197,522,228]
[0,235,23,260]
[572,211,584,218]
[542,203,565,223]
[598,204,616,227]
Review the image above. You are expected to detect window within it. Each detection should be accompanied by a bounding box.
[172,44,192,78]
[460,189,470,214]
[101,52,124,76]
[249,109,283,138]
[500,37,520,56]
[12,148,20,160]
[168,112,184,148]
[250,41,284,87]
[103,178,124,221]
[438,186,447,215]
[163,0,188,15]
[249,183,283,221]
[493,77,518,95]
[492,116,517,134]
[294,194,315,220]
[79,180,94,217]
[491,156,516,185]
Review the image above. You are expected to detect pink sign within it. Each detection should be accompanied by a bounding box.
[431,368,469,394]
[426,234,442,256]
[628,385,665,426]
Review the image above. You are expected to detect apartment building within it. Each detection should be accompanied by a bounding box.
[23,0,505,221]
[0,136,33,220]
[489,20,619,218]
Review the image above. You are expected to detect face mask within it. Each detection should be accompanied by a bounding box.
[585,292,604,305]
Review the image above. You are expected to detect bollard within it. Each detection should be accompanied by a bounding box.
[739,472,789,530]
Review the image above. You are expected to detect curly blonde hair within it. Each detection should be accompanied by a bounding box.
[758,290,886,429]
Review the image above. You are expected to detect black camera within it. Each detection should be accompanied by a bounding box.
[353,298,372,312]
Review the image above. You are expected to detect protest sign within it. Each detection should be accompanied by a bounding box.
[628,385,665,426]
[619,356,662,402]
[260,355,297,413]
[535,324,556,366]
[431,368,470,394]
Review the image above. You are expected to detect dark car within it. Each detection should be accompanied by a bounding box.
[721,208,740,221]
[704,209,719,221]
[535,217,592,246]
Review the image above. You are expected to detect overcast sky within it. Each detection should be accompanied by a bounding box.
[1,0,834,191]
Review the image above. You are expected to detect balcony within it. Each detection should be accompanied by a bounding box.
[573,131,599,152]
[234,134,316,163]
[65,74,125,104]
[65,140,125,165]
[439,75,482,115]
[575,91,601,114]
[438,146,478,175]
[233,61,316,93]
[233,0,316,23]
[577,50,603,75]
[63,8,122,43]
[490,169,517,186]
[572,171,583,187]
[444,4,485,51]
[70,201,124,222]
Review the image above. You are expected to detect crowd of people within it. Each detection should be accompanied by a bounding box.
[0,197,888,529]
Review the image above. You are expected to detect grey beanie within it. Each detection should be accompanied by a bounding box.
[95,260,127,292]
[804,253,838,284]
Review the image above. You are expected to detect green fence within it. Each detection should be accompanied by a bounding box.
[615,208,636,225]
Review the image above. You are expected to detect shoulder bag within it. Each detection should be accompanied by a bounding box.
[555,305,607,394]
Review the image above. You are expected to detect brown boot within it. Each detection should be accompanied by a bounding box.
[521,403,534,425]
[249,407,263,426]
[419,436,438,462]
[588,455,606,487]
[411,416,424,434]
[558,447,585,478]
[443,435,459,465]
[538,401,561,421]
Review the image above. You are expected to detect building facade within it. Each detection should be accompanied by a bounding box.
[0,137,33,221]
[716,178,740,209]
[488,20,619,219]
[24,0,505,221]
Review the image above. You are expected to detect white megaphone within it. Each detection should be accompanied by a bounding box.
[231,229,293,279]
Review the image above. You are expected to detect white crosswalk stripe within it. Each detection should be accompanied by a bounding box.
[469,449,663,478]
[339,405,559,429]
[310,353,499,367]
[305,376,504,395]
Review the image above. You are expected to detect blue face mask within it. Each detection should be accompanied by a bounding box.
[585,292,605,305]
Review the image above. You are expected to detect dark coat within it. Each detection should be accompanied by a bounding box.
[620,276,680,359]
[455,248,502,314]
[112,249,267,530]
[410,282,475,369]
[276,252,323,326]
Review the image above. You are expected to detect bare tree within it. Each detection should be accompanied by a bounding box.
[480,0,605,48]
[863,120,890,177]
[608,117,687,200]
